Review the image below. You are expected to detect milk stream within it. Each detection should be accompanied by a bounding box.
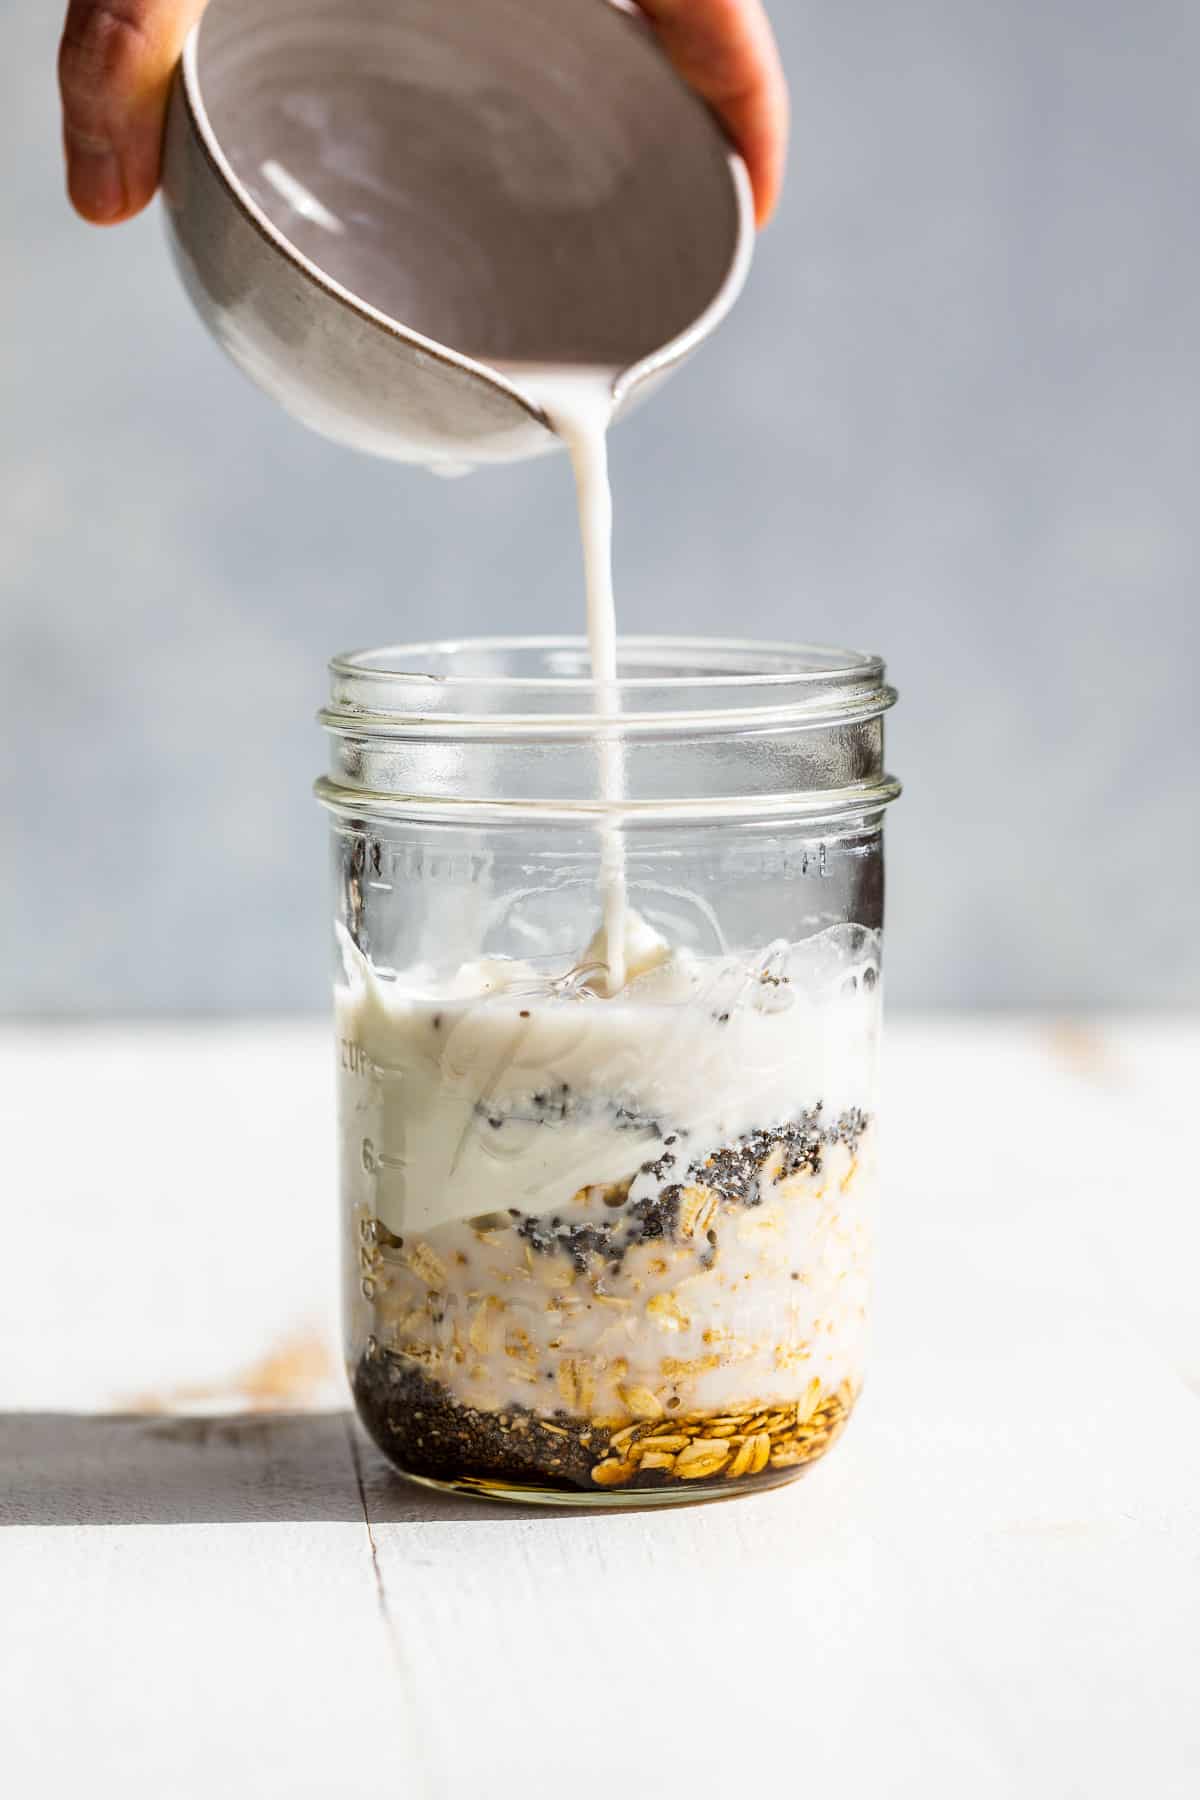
[501,365,628,992]
[258,172,649,993]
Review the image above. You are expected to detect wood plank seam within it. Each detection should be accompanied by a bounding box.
[344,1412,395,1643]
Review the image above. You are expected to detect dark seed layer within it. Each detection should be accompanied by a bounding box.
[354,1350,856,1497]
[355,1352,601,1490]
[513,1105,869,1275]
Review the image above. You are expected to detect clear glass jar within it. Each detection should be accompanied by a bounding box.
[317,637,900,1505]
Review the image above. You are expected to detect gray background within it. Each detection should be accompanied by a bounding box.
[2,0,1196,1016]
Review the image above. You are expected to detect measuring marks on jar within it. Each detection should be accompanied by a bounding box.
[357,1140,408,1302]
[344,836,398,946]
[360,1136,407,1178]
[343,833,497,973]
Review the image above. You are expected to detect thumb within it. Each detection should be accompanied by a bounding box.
[58,0,207,223]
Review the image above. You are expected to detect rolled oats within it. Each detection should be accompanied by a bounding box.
[405,1242,448,1288]
[747,1432,772,1475]
[678,1185,719,1239]
[619,1384,665,1421]
[591,1459,635,1487]
[726,1437,757,1479]
[646,1291,691,1333]
[675,1439,732,1479]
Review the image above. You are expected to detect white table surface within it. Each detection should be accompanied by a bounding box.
[2,1018,1197,1798]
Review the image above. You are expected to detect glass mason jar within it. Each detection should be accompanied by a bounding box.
[317,637,900,1505]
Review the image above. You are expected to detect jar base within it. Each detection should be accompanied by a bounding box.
[377,1460,820,1509]
[354,1349,858,1503]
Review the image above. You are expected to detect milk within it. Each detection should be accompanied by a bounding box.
[497,364,628,992]
[338,923,882,1239]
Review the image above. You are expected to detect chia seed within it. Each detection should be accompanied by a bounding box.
[355,1354,601,1489]
[478,1091,663,1136]
[353,1351,847,1496]
[488,1103,869,1276]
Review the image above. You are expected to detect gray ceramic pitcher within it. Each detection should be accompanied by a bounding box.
[162,0,755,467]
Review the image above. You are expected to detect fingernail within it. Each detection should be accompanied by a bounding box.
[67,143,126,223]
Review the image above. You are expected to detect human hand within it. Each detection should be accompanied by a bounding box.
[59,0,788,225]
[637,1,789,224]
[58,1,205,223]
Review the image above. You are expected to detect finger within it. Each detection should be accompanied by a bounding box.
[58,0,207,224]
[637,0,790,225]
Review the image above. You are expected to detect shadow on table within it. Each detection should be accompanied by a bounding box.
[0,1412,600,1527]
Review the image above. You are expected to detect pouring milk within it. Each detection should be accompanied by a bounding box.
[501,364,635,996]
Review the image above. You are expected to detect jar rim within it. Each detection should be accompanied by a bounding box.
[324,634,895,730]
[318,635,900,823]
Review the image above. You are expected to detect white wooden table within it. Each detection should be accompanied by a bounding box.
[2,1019,1197,1797]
